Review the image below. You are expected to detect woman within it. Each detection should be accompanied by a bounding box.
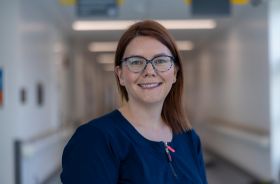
[61,20,208,184]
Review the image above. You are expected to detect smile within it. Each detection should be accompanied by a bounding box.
[138,83,162,89]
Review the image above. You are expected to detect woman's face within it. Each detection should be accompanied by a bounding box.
[116,36,177,106]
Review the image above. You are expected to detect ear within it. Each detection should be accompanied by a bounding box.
[173,66,178,83]
[115,66,125,86]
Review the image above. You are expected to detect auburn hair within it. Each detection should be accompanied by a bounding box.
[114,20,191,133]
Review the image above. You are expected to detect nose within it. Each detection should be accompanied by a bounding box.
[143,62,156,76]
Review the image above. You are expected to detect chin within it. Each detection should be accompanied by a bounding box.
[139,96,165,105]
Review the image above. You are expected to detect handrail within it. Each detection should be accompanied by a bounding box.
[205,120,270,149]
[21,127,73,158]
[14,127,74,184]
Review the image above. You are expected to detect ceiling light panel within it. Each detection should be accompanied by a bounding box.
[96,53,115,64]
[89,40,194,52]
[73,19,216,31]
[88,42,118,52]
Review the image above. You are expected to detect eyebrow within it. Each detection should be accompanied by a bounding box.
[153,53,172,58]
[124,53,172,60]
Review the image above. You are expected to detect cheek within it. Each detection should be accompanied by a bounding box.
[118,68,130,86]
[122,71,139,86]
[167,69,177,83]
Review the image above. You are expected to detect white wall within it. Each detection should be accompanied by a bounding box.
[269,0,280,181]
[185,1,276,181]
[0,0,74,183]
[0,1,20,183]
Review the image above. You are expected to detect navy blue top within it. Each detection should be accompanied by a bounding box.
[60,110,208,184]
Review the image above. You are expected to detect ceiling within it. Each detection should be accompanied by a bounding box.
[41,0,266,53]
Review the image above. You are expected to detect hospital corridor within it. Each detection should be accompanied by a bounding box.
[0,0,279,183]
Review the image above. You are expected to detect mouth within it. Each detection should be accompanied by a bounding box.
[138,82,162,89]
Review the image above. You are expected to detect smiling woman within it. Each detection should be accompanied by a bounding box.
[60,20,208,184]
[115,36,177,109]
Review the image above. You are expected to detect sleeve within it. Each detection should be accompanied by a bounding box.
[60,124,120,184]
[191,130,208,184]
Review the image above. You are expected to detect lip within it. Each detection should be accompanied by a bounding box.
[138,82,162,89]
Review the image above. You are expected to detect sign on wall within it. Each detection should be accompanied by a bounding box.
[0,68,3,107]
[191,0,231,16]
[77,0,118,17]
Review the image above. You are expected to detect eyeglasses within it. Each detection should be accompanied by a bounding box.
[121,55,175,73]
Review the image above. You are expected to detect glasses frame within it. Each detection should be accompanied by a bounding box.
[121,55,175,73]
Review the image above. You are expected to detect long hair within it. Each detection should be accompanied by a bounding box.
[114,20,191,133]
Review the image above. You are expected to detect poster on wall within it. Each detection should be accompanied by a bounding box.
[36,82,44,106]
[0,68,3,107]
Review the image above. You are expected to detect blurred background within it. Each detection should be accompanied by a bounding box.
[0,0,279,183]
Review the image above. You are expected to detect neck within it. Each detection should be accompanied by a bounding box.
[119,100,164,130]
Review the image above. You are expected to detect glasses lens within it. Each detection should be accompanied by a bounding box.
[153,56,173,72]
[125,57,146,72]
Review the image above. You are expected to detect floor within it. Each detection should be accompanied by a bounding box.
[204,152,255,184]
[46,152,268,184]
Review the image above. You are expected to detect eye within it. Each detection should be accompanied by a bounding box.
[128,58,145,65]
[154,57,169,65]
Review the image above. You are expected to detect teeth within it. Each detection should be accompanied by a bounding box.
[139,83,160,89]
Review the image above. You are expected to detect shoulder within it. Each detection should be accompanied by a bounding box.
[182,128,202,151]
[74,110,121,138]
[61,111,122,183]
[65,110,121,149]
[83,110,119,130]
[62,110,124,160]
[189,129,201,143]
[182,128,200,140]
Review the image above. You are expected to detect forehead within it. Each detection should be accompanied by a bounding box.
[123,36,172,59]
